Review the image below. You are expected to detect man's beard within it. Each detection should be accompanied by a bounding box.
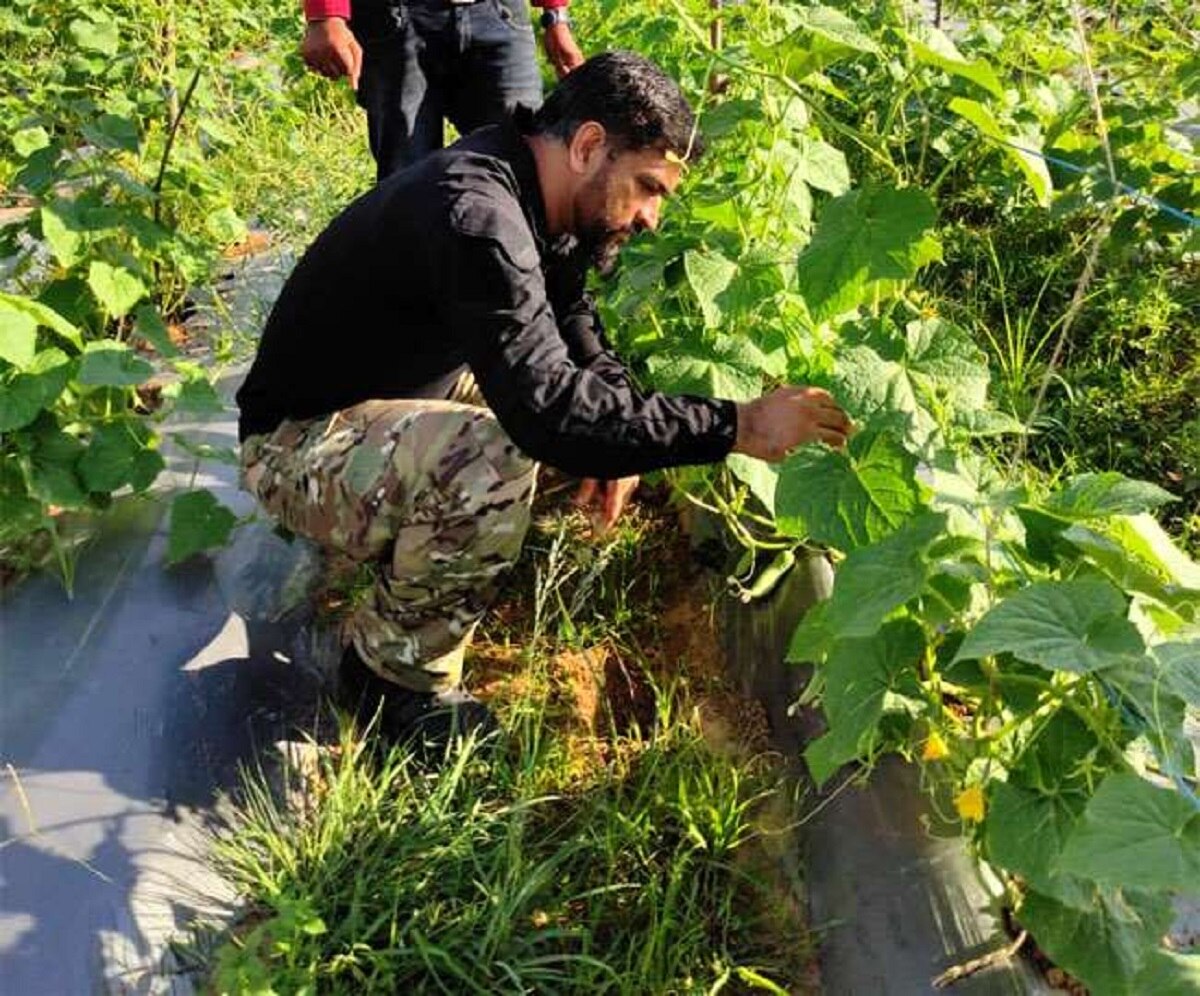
[576,169,633,276]
[578,222,632,276]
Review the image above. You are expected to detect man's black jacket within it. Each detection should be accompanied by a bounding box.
[236,121,739,478]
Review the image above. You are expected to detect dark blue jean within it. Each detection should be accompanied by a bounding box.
[351,0,544,180]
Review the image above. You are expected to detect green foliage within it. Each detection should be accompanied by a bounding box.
[208,717,798,993]
[1019,888,1175,996]
[0,0,346,576]
[1058,774,1200,894]
[803,619,924,786]
[576,1,1199,989]
[167,488,239,563]
[774,427,921,550]
[955,578,1145,674]
[795,186,938,321]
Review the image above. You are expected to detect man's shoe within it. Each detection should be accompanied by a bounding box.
[337,645,499,755]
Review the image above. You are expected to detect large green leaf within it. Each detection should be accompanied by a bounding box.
[727,453,779,512]
[646,335,768,402]
[68,16,119,55]
[1152,640,1200,707]
[796,186,938,321]
[27,424,88,509]
[954,579,1145,673]
[699,99,763,140]
[0,292,82,350]
[1058,773,1200,894]
[15,144,60,196]
[717,248,789,319]
[163,375,224,414]
[12,126,50,159]
[769,5,881,81]
[1061,523,1199,615]
[1103,658,1194,778]
[792,512,946,649]
[1015,708,1101,795]
[0,462,44,542]
[781,134,850,196]
[87,261,147,319]
[949,98,1052,206]
[78,421,161,493]
[204,206,247,246]
[77,341,154,388]
[683,250,738,328]
[774,427,921,550]
[81,114,140,154]
[1020,889,1173,996]
[828,344,925,444]
[40,203,82,269]
[907,24,1004,99]
[831,319,991,444]
[1046,473,1177,520]
[791,5,879,54]
[170,433,240,468]
[0,349,73,431]
[1132,950,1200,995]
[167,490,238,564]
[986,782,1090,907]
[1095,514,1200,591]
[804,619,923,786]
[0,303,38,368]
[898,318,990,412]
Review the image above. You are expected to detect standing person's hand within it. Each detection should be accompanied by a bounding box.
[302,18,363,90]
[575,476,639,533]
[733,387,853,462]
[543,23,585,78]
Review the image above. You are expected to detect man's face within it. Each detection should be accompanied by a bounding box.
[574,144,682,275]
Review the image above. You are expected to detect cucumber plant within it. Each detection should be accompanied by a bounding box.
[577,1,1199,990]
[0,0,303,577]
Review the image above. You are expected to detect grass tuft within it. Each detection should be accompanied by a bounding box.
[204,495,814,994]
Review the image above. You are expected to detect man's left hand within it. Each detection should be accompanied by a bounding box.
[543,23,585,78]
[575,476,639,532]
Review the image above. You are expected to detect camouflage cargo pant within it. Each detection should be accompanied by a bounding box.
[240,388,536,692]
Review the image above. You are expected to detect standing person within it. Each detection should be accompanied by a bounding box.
[237,53,852,746]
[299,0,584,180]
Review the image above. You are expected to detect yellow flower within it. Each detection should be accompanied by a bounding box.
[531,910,550,928]
[922,731,950,762]
[955,785,986,823]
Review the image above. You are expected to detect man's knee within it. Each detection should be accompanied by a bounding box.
[439,409,536,517]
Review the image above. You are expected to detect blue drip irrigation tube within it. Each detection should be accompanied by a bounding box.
[817,65,1200,228]
[927,105,1200,228]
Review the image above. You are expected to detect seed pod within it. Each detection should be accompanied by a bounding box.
[739,548,797,603]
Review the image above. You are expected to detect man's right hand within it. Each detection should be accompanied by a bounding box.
[302,18,363,90]
[733,387,853,462]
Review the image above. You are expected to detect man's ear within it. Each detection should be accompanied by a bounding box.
[567,121,609,175]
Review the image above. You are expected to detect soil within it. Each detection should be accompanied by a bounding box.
[469,486,775,768]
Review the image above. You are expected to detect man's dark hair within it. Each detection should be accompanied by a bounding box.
[523,51,705,161]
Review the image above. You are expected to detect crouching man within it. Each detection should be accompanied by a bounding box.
[236,51,851,746]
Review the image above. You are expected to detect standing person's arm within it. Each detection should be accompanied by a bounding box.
[531,0,584,78]
[301,0,363,90]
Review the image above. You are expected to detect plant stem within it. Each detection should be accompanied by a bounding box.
[153,65,203,227]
